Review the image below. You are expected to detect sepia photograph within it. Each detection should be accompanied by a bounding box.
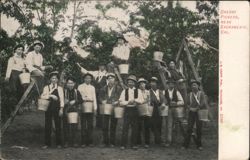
[0,1,219,160]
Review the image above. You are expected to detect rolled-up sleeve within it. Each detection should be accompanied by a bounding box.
[58,87,64,108]
[92,86,97,111]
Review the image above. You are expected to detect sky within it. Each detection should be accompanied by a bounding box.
[1,1,197,47]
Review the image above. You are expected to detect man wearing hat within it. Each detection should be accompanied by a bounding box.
[25,40,53,93]
[99,73,122,147]
[77,62,107,128]
[164,78,185,147]
[183,80,207,151]
[78,72,97,147]
[62,76,83,148]
[136,78,151,148]
[40,71,64,149]
[119,75,140,150]
[149,77,166,145]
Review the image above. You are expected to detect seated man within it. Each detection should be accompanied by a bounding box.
[25,40,53,93]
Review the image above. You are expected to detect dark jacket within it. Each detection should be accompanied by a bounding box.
[99,84,123,104]
[187,91,207,109]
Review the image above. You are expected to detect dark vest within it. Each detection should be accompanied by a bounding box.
[125,88,138,101]
[165,89,178,105]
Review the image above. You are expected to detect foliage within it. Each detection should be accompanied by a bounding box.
[0,1,219,101]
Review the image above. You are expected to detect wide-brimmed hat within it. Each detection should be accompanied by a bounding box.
[166,78,176,84]
[137,78,148,84]
[33,40,44,49]
[190,79,201,86]
[49,71,59,79]
[14,44,25,51]
[106,72,116,79]
[83,72,94,79]
[127,75,137,82]
[150,77,158,82]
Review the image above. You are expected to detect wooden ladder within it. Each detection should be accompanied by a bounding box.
[1,80,36,135]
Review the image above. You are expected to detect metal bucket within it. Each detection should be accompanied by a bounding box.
[38,99,50,111]
[19,73,31,84]
[175,107,184,118]
[100,103,114,115]
[138,104,149,116]
[153,51,163,62]
[160,105,169,116]
[82,102,94,113]
[67,112,78,124]
[114,106,124,118]
[118,64,129,74]
[147,105,154,117]
[198,109,209,121]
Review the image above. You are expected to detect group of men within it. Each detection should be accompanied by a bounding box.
[5,37,207,151]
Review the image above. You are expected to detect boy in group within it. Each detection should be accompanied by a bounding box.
[149,77,166,145]
[99,73,122,147]
[26,40,53,93]
[183,80,207,151]
[164,79,185,147]
[119,75,140,150]
[40,71,64,149]
[63,76,83,148]
[136,78,151,148]
[78,73,97,147]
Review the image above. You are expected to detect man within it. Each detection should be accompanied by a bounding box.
[119,75,139,150]
[183,80,207,150]
[63,76,83,148]
[111,36,131,64]
[40,71,64,149]
[136,78,151,148]
[149,77,165,145]
[168,60,188,112]
[164,79,185,147]
[78,62,107,128]
[25,40,53,93]
[78,73,97,147]
[99,73,122,147]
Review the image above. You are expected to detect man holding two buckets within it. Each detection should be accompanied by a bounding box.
[99,73,123,147]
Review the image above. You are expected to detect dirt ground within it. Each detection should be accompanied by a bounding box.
[1,105,218,160]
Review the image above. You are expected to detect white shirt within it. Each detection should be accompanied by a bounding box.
[112,44,131,60]
[40,84,65,108]
[167,89,184,106]
[119,87,140,107]
[136,89,150,105]
[78,83,97,111]
[5,53,26,79]
[108,86,114,97]
[25,51,45,72]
